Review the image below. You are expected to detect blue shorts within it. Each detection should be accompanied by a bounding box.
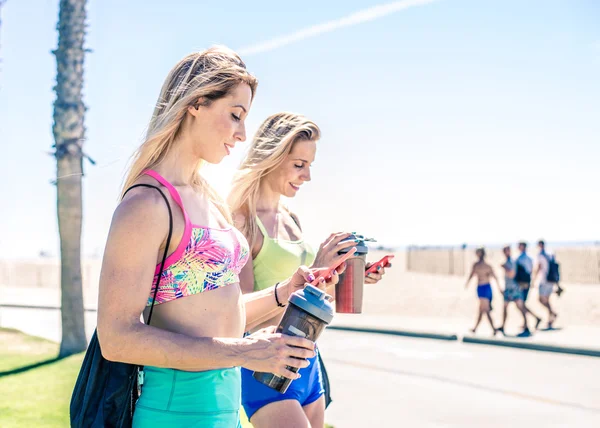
[519,283,530,301]
[477,284,493,302]
[241,351,324,421]
[504,287,523,302]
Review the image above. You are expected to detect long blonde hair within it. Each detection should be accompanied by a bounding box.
[228,112,320,247]
[121,46,258,222]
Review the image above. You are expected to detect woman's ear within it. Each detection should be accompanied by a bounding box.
[187,97,207,116]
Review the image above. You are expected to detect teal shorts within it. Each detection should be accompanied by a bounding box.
[133,366,242,427]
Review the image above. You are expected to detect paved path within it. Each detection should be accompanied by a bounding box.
[319,329,600,428]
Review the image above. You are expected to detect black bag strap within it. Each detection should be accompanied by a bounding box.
[317,350,333,408]
[122,184,173,326]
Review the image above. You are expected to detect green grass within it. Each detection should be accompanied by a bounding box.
[0,328,252,427]
[0,328,84,427]
[0,328,332,427]
[0,328,61,372]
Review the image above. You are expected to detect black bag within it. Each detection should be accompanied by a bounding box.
[514,262,531,284]
[545,254,560,283]
[317,350,333,408]
[70,184,173,428]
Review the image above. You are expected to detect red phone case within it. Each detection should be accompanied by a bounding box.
[365,254,394,276]
[310,249,356,286]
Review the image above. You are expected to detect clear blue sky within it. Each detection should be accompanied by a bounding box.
[0,0,599,259]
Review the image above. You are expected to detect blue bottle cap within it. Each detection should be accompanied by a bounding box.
[338,233,370,255]
[288,285,334,324]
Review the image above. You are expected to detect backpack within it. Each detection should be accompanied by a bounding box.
[545,254,560,283]
[514,262,531,283]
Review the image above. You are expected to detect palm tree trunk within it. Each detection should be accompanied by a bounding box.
[53,0,88,358]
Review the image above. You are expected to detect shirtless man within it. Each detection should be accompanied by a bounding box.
[465,247,502,334]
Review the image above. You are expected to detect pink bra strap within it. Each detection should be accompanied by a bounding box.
[142,170,190,224]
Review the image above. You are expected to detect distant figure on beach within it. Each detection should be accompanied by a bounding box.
[498,245,530,337]
[515,241,542,330]
[532,240,562,328]
[465,247,502,334]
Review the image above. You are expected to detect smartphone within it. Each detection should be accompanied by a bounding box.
[310,248,357,286]
[365,254,394,276]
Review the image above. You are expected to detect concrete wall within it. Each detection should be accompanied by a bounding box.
[405,246,600,284]
[0,258,102,291]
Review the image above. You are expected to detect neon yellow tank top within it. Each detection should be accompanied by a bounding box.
[253,216,316,291]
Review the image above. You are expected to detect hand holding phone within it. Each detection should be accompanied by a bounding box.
[310,248,357,286]
[365,255,394,276]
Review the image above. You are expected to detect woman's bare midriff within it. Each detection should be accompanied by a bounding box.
[252,313,283,333]
[143,283,246,342]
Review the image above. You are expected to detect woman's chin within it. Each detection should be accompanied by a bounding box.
[202,154,227,165]
[283,189,298,198]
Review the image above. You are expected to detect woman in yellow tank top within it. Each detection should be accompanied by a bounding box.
[229,112,388,428]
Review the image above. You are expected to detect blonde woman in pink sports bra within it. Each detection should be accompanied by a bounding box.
[95,47,340,427]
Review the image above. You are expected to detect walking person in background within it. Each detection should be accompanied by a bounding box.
[515,241,542,330]
[465,247,502,335]
[533,240,561,328]
[498,245,530,337]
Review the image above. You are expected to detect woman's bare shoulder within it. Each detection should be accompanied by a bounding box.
[113,183,171,238]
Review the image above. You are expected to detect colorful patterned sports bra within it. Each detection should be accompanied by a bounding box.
[143,170,249,306]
